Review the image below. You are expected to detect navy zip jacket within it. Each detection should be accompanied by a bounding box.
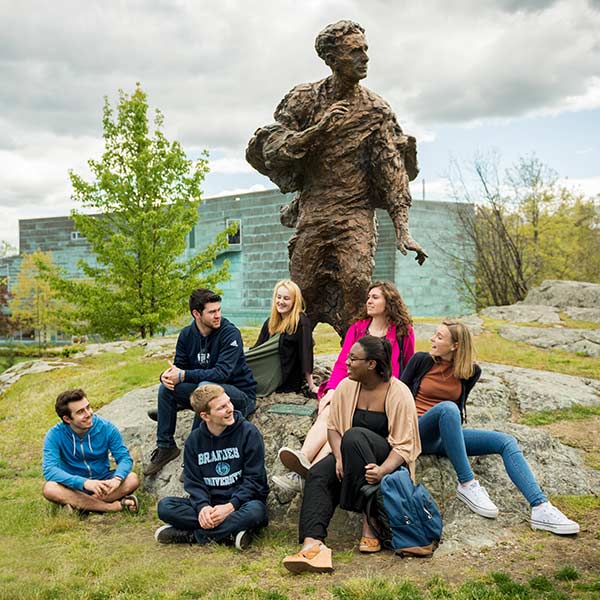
[400,352,481,423]
[175,317,256,397]
[183,411,269,512]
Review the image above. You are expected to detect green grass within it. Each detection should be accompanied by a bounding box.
[520,404,600,426]
[1,333,599,599]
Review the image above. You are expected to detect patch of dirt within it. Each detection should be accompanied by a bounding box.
[277,507,600,597]
[543,416,600,470]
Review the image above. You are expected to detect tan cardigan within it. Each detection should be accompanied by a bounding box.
[327,377,422,480]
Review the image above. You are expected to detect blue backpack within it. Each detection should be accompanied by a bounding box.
[363,468,442,557]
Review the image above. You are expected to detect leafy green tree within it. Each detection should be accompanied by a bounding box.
[47,84,231,339]
[9,251,61,350]
[449,154,600,309]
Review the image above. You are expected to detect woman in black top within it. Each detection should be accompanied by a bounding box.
[253,280,318,394]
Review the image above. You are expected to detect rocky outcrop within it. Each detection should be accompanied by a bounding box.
[564,307,600,324]
[0,359,77,396]
[499,325,600,357]
[481,304,561,324]
[523,280,600,309]
[99,359,600,554]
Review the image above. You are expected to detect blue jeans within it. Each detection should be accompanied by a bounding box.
[157,496,268,544]
[156,381,255,448]
[419,401,547,507]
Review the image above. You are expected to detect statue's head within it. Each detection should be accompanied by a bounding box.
[315,20,368,82]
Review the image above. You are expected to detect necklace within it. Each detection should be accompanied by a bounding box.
[366,321,388,338]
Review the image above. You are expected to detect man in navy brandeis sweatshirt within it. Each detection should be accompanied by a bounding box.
[144,288,257,476]
[154,384,269,549]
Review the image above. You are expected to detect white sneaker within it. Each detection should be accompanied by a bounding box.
[278,447,311,478]
[272,472,304,494]
[531,502,579,535]
[456,480,499,519]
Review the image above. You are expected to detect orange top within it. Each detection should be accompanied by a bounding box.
[414,360,462,417]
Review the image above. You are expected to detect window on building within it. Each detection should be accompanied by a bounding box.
[70,231,86,241]
[226,219,242,246]
[189,226,196,249]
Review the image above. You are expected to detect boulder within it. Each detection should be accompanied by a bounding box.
[564,307,600,324]
[481,304,561,324]
[523,280,600,309]
[0,359,77,396]
[99,359,600,553]
[499,325,600,357]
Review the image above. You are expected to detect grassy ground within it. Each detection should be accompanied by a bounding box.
[1,328,599,599]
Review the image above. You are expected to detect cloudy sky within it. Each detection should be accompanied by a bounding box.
[2,0,599,250]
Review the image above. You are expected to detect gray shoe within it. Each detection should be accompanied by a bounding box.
[278,447,311,478]
[143,446,181,476]
[272,472,304,494]
[154,525,196,544]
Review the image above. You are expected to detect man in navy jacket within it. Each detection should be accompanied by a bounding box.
[144,289,257,476]
[154,384,268,549]
[43,389,139,513]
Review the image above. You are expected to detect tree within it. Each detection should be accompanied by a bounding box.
[0,240,17,337]
[448,154,600,309]
[9,251,61,350]
[47,84,232,339]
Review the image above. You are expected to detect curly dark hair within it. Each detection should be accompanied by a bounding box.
[359,281,413,337]
[315,20,365,68]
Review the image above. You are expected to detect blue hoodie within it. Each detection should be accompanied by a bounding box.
[42,414,133,491]
[183,411,269,512]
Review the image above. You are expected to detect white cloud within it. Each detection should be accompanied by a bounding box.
[209,157,255,175]
[1,0,600,244]
[559,176,600,198]
[211,184,269,198]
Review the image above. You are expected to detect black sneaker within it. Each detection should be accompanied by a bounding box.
[154,525,196,544]
[147,408,158,422]
[143,446,181,476]
[234,530,253,550]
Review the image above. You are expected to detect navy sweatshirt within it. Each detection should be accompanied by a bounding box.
[175,317,256,397]
[183,411,269,512]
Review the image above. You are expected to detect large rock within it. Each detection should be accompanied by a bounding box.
[0,359,77,395]
[499,325,600,357]
[100,360,600,554]
[523,280,600,309]
[481,304,561,324]
[564,307,600,324]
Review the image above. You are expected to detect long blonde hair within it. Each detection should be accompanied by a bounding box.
[441,320,476,380]
[268,280,304,336]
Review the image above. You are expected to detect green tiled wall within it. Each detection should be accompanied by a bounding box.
[0,189,473,330]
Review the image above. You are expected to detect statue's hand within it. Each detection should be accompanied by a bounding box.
[397,233,428,265]
[319,100,350,132]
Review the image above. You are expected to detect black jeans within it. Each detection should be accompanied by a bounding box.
[157,496,268,544]
[298,427,390,542]
[156,382,255,447]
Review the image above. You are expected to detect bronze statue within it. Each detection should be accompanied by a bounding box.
[246,20,427,336]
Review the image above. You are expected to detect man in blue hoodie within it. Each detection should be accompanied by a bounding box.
[42,389,139,513]
[144,289,257,476]
[154,384,269,549]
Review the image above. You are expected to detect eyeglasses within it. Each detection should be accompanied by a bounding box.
[347,355,369,363]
